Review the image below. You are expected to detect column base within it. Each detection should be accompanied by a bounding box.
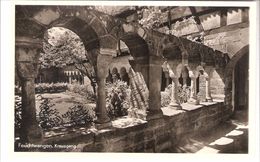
[168,102,182,110]
[94,117,111,129]
[188,98,200,105]
[95,121,112,130]
[21,124,43,144]
[206,97,213,102]
[146,109,164,121]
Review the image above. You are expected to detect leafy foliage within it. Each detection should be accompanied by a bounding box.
[106,81,131,119]
[137,7,205,40]
[163,84,191,105]
[15,96,22,130]
[40,27,96,92]
[137,7,166,29]
[40,27,86,68]
[177,85,191,104]
[161,91,171,107]
[37,95,63,129]
[35,82,68,93]
[62,104,94,127]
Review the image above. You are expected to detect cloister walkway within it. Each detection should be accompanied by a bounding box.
[172,108,248,153]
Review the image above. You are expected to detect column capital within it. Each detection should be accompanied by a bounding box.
[16,36,42,49]
[96,54,113,79]
[149,55,165,65]
[100,48,117,57]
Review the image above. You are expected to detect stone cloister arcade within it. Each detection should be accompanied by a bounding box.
[16,6,232,147]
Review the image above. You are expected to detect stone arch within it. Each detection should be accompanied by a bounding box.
[16,6,120,56]
[49,17,100,51]
[224,45,249,113]
[119,32,149,59]
[15,6,125,142]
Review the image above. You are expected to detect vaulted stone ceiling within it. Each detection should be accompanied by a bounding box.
[15,5,230,68]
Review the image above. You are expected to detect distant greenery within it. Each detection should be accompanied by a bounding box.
[35,82,68,93]
[40,27,96,93]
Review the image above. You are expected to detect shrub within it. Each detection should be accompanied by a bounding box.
[35,82,68,93]
[15,96,22,130]
[161,91,171,107]
[177,85,191,104]
[162,84,191,105]
[37,95,63,129]
[62,104,94,127]
[105,81,130,119]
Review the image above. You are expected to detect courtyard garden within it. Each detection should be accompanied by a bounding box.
[15,80,132,139]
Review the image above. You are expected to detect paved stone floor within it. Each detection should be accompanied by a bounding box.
[173,109,248,153]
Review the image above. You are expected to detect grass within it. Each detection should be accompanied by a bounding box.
[35,91,96,118]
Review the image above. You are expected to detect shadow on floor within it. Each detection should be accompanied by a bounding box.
[171,109,248,153]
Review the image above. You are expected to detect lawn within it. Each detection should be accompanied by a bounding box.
[35,91,96,121]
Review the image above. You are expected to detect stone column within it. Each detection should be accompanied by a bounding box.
[15,36,43,144]
[94,50,113,129]
[68,71,72,84]
[129,56,164,120]
[182,76,187,86]
[167,64,182,110]
[205,73,213,102]
[188,71,200,105]
[164,71,170,88]
[198,72,207,102]
[146,56,164,120]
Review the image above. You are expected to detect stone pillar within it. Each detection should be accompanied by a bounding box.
[188,71,199,105]
[205,73,213,102]
[146,56,164,120]
[164,71,170,88]
[198,72,207,102]
[68,71,72,84]
[167,64,182,109]
[129,56,164,120]
[15,36,43,144]
[94,50,113,129]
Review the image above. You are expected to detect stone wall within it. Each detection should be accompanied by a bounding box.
[210,69,225,97]
[43,101,230,152]
[203,27,249,58]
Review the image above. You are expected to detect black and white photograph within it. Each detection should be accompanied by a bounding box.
[1,0,259,161]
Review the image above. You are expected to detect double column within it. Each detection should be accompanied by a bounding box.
[188,71,200,105]
[16,37,43,143]
[166,63,182,109]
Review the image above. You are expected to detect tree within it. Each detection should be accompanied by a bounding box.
[40,27,97,93]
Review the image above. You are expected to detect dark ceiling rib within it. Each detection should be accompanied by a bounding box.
[189,7,204,32]
[114,8,138,18]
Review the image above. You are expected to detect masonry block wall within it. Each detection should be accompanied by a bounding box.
[42,101,229,152]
